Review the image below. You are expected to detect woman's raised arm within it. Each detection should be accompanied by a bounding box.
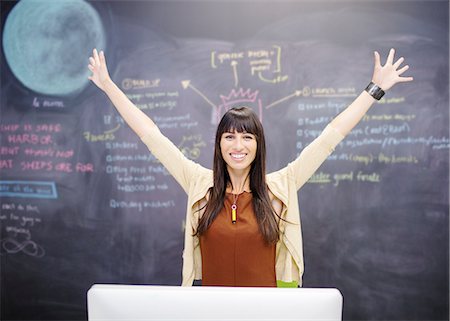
[282,48,413,190]
[88,48,157,138]
[330,48,413,136]
[88,48,208,192]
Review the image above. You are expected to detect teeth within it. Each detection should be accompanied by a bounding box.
[231,153,245,159]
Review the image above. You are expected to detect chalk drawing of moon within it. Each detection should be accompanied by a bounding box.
[2,0,105,96]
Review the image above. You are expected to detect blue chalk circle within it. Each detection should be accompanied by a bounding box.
[2,0,106,96]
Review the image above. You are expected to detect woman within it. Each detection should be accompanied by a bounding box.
[88,48,412,287]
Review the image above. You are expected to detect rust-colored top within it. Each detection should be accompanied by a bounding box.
[199,192,276,287]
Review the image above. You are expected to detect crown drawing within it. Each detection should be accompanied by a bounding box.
[219,88,259,107]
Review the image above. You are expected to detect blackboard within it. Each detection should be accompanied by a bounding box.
[1,1,448,320]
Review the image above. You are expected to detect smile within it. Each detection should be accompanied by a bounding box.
[230,153,246,160]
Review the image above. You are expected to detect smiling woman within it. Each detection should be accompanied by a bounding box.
[88,47,413,287]
[221,132,256,167]
[195,107,282,268]
[219,110,258,178]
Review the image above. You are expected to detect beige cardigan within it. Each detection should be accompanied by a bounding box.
[140,124,344,286]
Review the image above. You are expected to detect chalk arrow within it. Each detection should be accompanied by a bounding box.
[265,90,302,109]
[181,80,190,89]
[181,80,217,109]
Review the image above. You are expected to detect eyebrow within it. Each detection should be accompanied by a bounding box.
[223,131,254,135]
[224,128,252,133]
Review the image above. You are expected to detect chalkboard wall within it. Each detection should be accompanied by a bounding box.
[1,1,448,320]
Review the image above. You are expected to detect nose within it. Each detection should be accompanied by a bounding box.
[234,137,244,150]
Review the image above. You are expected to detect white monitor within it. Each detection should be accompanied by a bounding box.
[87,284,343,321]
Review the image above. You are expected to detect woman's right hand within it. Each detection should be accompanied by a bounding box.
[88,48,111,92]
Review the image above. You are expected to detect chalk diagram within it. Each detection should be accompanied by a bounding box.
[181,45,305,124]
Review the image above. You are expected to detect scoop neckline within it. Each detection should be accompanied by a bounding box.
[226,190,251,195]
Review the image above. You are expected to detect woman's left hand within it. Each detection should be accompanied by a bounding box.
[371,48,413,91]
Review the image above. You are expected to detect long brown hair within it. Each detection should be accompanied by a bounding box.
[195,106,280,244]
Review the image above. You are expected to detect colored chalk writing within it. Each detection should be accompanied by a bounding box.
[0,181,57,199]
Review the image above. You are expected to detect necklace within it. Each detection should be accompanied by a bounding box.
[231,194,239,224]
[230,175,249,224]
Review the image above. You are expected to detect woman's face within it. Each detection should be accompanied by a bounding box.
[220,130,257,172]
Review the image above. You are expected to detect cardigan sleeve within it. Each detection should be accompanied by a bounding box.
[290,124,345,190]
[139,126,204,194]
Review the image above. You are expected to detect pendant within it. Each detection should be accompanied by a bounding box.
[231,204,237,224]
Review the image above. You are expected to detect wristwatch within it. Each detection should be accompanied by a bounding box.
[365,81,385,100]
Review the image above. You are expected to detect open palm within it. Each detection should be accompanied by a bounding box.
[372,48,413,91]
[88,48,111,91]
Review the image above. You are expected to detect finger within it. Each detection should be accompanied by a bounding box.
[393,57,404,69]
[374,51,381,67]
[100,51,108,70]
[398,76,414,82]
[397,65,409,76]
[100,50,106,64]
[88,64,94,71]
[89,57,95,66]
[386,48,395,65]
[93,48,101,66]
